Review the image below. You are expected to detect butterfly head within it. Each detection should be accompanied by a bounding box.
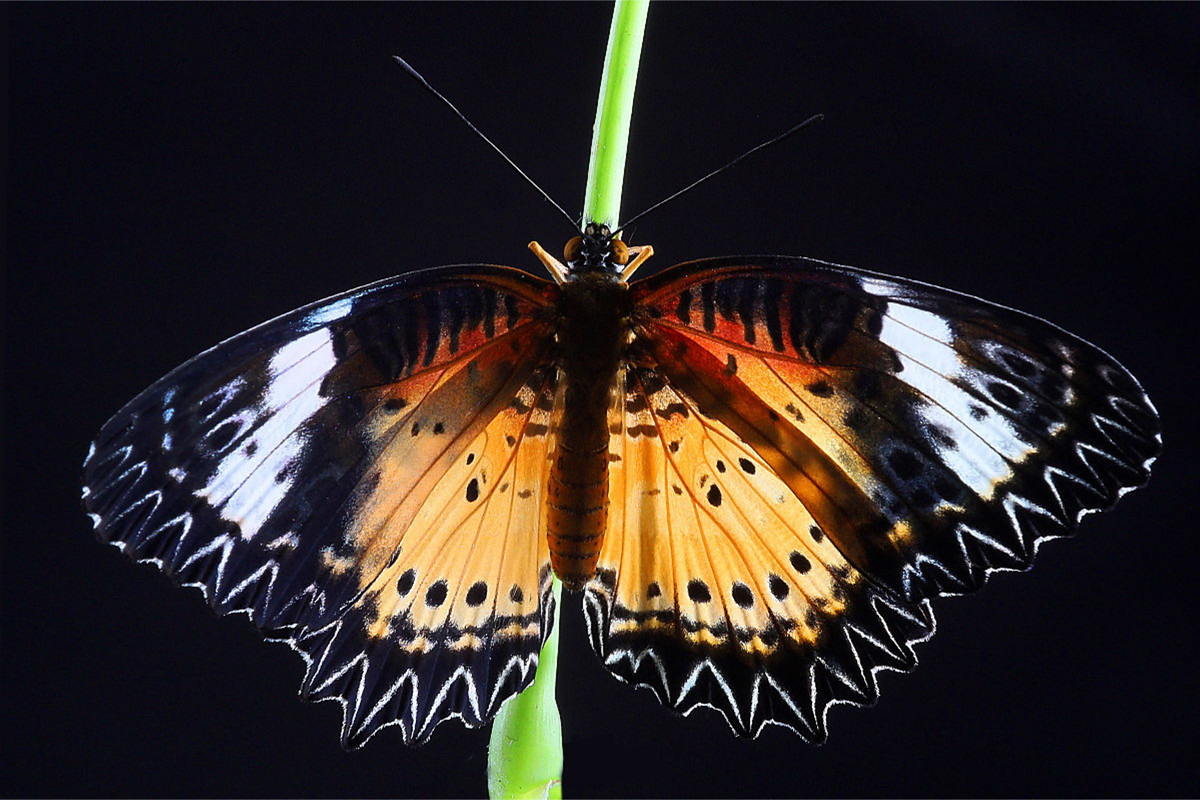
[563,222,628,278]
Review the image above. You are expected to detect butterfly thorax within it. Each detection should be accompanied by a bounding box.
[547,263,632,589]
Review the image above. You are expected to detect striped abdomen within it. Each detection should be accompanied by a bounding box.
[547,277,630,589]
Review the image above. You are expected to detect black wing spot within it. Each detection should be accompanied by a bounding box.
[396,568,416,596]
[466,452,476,465]
[206,420,241,453]
[425,580,448,608]
[928,425,957,450]
[784,402,805,422]
[725,354,738,376]
[716,460,726,473]
[853,370,883,400]
[806,381,834,398]
[433,421,445,435]
[701,281,716,332]
[197,393,226,421]
[465,478,480,502]
[672,484,683,496]
[768,574,790,600]
[910,487,936,508]
[244,441,259,458]
[987,381,1022,409]
[506,434,517,446]
[969,403,990,421]
[888,449,923,481]
[669,440,680,453]
[675,290,692,324]
[383,397,407,412]
[465,581,488,607]
[1041,374,1069,401]
[809,524,824,543]
[647,581,662,599]
[509,585,524,604]
[1001,351,1037,377]
[731,582,754,608]
[865,308,884,337]
[843,407,870,433]
[789,551,812,573]
[687,579,712,603]
[504,293,521,329]
[738,457,756,474]
[410,422,421,436]
[706,484,722,507]
[595,568,617,590]
[518,488,533,499]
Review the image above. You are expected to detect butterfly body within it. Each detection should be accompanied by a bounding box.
[84,232,1159,745]
[547,269,632,588]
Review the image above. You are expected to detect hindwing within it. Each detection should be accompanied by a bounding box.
[587,358,934,740]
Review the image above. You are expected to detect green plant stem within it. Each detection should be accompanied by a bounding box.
[486,3,648,798]
[487,580,563,800]
[584,0,650,230]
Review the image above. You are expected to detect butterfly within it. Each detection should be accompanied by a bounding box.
[82,220,1160,748]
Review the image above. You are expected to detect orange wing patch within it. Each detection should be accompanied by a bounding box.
[356,364,557,647]
[586,357,933,741]
[295,353,561,747]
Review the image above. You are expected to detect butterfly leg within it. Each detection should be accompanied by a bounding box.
[527,241,570,285]
[618,244,654,281]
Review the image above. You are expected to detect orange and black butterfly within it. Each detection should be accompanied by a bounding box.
[82,220,1160,747]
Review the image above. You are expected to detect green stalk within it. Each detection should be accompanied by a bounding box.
[487,579,563,800]
[486,3,649,798]
[583,0,650,230]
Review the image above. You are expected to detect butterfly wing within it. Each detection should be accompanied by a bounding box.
[585,255,1159,739]
[83,265,562,745]
[589,358,935,740]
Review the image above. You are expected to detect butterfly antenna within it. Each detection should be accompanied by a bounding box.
[393,56,579,231]
[617,114,825,231]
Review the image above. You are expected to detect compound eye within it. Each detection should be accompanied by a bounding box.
[563,236,583,263]
[611,238,629,265]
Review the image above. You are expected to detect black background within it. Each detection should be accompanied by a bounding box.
[6,3,1200,798]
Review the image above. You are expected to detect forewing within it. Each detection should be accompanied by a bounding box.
[82,265,561,745]
[631,256,1159,602]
